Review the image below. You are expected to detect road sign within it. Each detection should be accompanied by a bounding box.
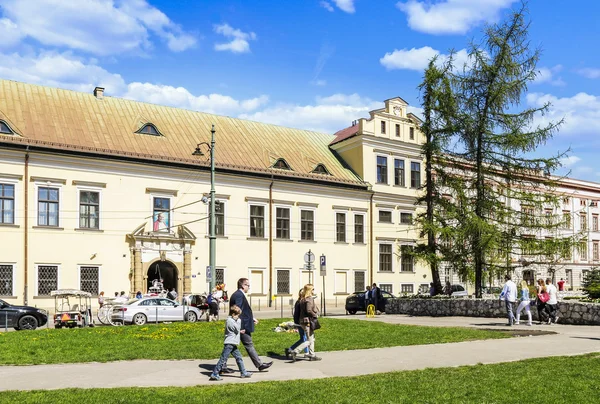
[304,250,315,264]
[206,265,211,280]
[320,254,326,276]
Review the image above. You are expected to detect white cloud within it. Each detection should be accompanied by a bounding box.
[534,65,565,86]
[380,46,469,71]
[0,17,22,48]
[332,0,356,13]
[577,68,600,79]
[0,0,196,55]
[560,156,581,167]
[396,0,516,35]
[213,23,256,54]
[527,92,600,136]
[320,1,334,12]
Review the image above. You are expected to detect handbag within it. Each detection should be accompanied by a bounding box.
[310,317,321,331]
[538,292,550,303]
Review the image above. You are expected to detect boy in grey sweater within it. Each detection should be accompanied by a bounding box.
[209,305,251,380]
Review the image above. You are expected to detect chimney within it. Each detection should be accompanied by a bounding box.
[93,86,105,99]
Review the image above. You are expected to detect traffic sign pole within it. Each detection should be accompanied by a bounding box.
[320,254,326,317]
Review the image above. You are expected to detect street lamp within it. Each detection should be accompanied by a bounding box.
[192,124,216,292]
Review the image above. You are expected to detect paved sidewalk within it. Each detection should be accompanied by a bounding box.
[1,315,599,391]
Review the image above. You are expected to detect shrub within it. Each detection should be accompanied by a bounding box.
[582,269,600,299]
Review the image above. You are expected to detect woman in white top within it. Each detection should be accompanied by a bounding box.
[515,281,532,326]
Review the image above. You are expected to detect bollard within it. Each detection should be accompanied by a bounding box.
[280,295,283,318]
[4,310,7,332]
[155,307,158,324]
[250,295,253,309]
[258,299,261,311]
[335,296,338,307]
[275,297,277,310]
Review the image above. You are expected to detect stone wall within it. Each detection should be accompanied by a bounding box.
[386,298,600,325]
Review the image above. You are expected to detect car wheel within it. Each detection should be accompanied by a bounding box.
[348,310,357,315]
[132,313,147,325]
[185,311,198,323]
[18,315,38,330]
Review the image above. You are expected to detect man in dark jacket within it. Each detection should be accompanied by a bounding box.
[371,283,382,314]
[226,278,273,371]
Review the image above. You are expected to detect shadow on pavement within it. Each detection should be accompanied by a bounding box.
[571,336,600,341]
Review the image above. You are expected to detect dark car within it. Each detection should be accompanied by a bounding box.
[0,299,48,330]
[345,290,396,314]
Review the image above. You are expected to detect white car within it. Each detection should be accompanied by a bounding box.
[450,284,469,297]
[111,297,202,325]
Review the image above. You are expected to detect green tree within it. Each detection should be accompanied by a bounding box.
[582,269,600,299]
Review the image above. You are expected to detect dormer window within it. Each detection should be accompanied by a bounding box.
[272,158,292,170]
[136,123,161,136]
[0,121,14,135]
[312,164,330,175]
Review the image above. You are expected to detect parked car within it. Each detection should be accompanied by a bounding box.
[450,284,468,297]
[111,297,202,325]
[0,299,48,330]
[345,290,396,314]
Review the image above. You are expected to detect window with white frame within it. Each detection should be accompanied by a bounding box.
[276,207,290,239]
[354,214,365,243]
[0,264,13,295]
[409,127,415,140]
[380,284,393,293]
[379,210,392,223]
[376,156,388,184]
[79,190,100,229]
[580,213,587,231]
[394,159,405,186]
[152,196,171,232]
[401,284,414,294]
[249,205,265,237]
[419,284,429,294]
[214,201,225,236]
[276,269,290,294]
[336,212,346,242]
[38,187,60,226]
[335,271,348,294]
[215,268,225,285]
[250,269,264,294]
[400,212,413,224]
[379,244,392,272]
[594,215,599,232]
[400,245,414,272]
[80,266,99,295]
[593,241,599,261]
[0,184,15,224]
[354,271,366,293]
[300,210,314,241]
[410,162,421,188]
[37,265,58,296]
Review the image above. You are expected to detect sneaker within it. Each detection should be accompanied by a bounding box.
[527,323,533,326]
[547,319,552,325]
[554,316,560,324]
[240,372,252,378]
[219,368,235,374]
[209,374,222,381]
[290,351,297,362]
[285,348,291,359]
[308,356,322,361]
[514,321,520,325]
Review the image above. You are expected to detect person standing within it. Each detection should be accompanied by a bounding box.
[499,275,517,326]
[444,281,452,296]
[290,284,322,362]
[514,280,532,326]
[557,278,566,292]
[429,282,436,296]
[98,291,105,308]
[226,278,273,371]
[209,305,251,381]
[364,285,372,309]
[545,278,559,324]
[535,279,548,324]
[371,283,381,314]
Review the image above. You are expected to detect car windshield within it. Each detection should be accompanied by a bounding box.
[0,299,8,307]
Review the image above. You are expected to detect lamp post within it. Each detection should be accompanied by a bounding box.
[193,124,217,292]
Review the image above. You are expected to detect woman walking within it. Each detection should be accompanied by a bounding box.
[536,279,548,325]
[290,284,322,362]
[515,280,532,326]
[285,289,308,358]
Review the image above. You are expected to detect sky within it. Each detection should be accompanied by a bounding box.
[1,0,600,181]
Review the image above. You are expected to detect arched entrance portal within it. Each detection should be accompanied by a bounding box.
[147,261,178,293]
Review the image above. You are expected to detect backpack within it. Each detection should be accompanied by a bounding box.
[207,294,214,304]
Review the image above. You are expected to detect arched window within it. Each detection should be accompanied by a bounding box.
[272,158,292,170]
[136,123,161,136]
[311,164,330,175]
[0,121,14,135]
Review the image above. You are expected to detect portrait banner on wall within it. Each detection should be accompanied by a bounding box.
[153,211,170,232]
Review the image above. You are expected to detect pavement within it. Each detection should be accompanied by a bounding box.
[1,313,599,392]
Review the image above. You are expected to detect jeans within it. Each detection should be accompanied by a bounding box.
[546,304,558,323]
[290,326,308,354]
[224,332,262,369]
[516,301,531,324]
[212,344,246,376]
[537,301,548,322]
[292,324,315,357]
[504,300,515,325]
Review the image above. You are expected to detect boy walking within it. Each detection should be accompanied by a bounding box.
[209,305,251,381]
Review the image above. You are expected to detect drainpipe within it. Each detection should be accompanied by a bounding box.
[268,177,274,307]
[369,191,374,285]
[23,149,29,305]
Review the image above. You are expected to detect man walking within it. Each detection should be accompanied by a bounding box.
[545,278,559,324]
[226,278,273,372]
[500,275,517,326]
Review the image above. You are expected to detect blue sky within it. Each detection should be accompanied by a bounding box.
[1,0,600,180]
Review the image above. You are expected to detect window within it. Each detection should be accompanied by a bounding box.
[581,213,587,231]
[80,266,99,295]
[545,209,553,225]
[381,121,386,134]
[354,271,366,293]
[563,197,570,206]
[376,156,388,184]
[395,124,400,137]
[249,205,265,238]
[594,242,599,261]
[400,213,413,224]
[272,158,291,170]
[37,265,58,296]
[521,206,534,226]
[215,268,224,285]
[137,124,160,136]
[0,184,15,224]
[380,284,393,293]
[379,244,392,272]
[400,246,414,272]
[276,207,290,239]
[419,284,429,294]
[580,242,588,261]
[276,270,290,294]
[336,212,346,242]
[0,264,13,295]
[38,187,59,226]
[213,201,225,236]
[379,210,392,223]
[79,191,99,229]
[354,214,364,243]
[401,284,414,294]
[300,210,314,241]
[0,121,13,134]
[410,162,421,188]
[594,215,599,232]
[409,127,415,140]
[581,199,587,206]
[521,236,535,256]
[153,197,170,232]
[312,164,330,175]
[394,159,405,186]
[335,271,348,294]
[563,211,571,229]
[250,270,264,294]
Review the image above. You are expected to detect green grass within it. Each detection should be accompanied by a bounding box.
[0,318,508,365]
[2,353,599,403]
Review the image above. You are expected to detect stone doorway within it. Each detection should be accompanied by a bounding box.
[147,260,178,293]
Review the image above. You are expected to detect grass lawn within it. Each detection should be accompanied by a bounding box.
[2,353,599,403]
[0,318,509,365]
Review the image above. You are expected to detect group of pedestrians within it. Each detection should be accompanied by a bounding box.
[501,275,560,326]
[365,283,383,313]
